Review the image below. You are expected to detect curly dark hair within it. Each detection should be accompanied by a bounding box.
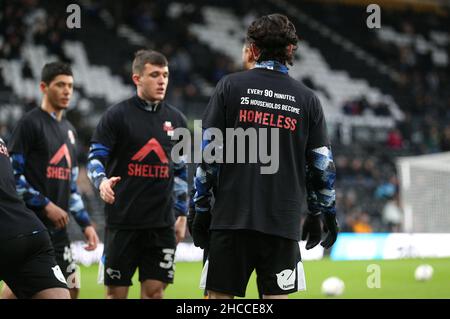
[246,13,298,65]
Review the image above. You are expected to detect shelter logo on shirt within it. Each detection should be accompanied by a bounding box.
[163,121,174,137]
[128,138,169,178]
[47,144,72,180]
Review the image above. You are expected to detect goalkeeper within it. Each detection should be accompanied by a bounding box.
[191,13,339,299]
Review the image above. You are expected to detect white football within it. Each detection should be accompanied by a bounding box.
[414,264,433,281]
[321,276,345,296]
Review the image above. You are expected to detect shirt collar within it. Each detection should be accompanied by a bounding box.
[254,60,289,74]
[135,94,161,112]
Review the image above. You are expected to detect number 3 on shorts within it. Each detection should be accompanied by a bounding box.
[159,248,175,269]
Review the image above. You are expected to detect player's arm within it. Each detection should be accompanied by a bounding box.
[193,127,221,211]
[191,77,227,249]
[10,153,50,209]
[87,143,110,190]
[191,132,220,249]
[193,155,218,213]
[10,153,69,229]
[302,146,338,250]
[8,119,48,209]
[70,166,99,251]
[193,75,226,214]
[87,143,121,204]
[306,146,337,211]
[87,108,122,204]
[173,157,188,243]
[303,94,338,249]
[306,146,336,216]
[8,118,69,228]
[186,183,196,236]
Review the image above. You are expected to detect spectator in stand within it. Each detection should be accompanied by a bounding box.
[375,176,398,200]
[382,193,403,232]
[387,128,403,149]
[335,155,350,181]
[425,125,441,153]
[352,211,373,233]
[362,158,377,181]
[440,125,450,152]
[342,100,361,115]
[349,158,365,182]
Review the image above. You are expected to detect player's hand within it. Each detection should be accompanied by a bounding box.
[301,213,322,250]
[83,225,99,251]
[175,216,187,244]
[321,213,339,249]
[192,211,211,249]
[44,202,69,229]
[99,176,121,204]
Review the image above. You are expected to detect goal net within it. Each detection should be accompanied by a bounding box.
[397,152,450,233]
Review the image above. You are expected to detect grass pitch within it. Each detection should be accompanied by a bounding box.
[4,258,447,299]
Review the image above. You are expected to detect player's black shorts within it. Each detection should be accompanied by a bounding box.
[202,229,306,297]
[103,227,176,286]
[49,228,78,285]
[0,230,69,299]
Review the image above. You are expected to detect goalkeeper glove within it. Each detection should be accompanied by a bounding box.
[321,213,339,249]
[301,213,322,250]
[192,211,211,249]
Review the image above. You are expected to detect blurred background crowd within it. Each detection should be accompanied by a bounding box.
[1,0,449,240]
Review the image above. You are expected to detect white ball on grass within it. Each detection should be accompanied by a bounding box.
[321,276,345,296]
[414,264,433,281]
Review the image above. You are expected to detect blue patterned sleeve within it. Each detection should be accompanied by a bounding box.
[188,181,196,213]
[306,146,336,215]
[193,129,220,213]
[69,166,92,231]
[173,158,188,217]
[10,153,50,209]
[87,143,110,190]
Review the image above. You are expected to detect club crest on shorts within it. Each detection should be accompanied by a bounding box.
[68,129,76,145]
[106,268,121,280]
[276,269,296,290]
[52,265,67,284]
[163,121,174,137]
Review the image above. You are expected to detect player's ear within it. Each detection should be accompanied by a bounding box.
[39,81,48,94]
[250,43,261,62]
[131,73,141,86]
[287,44,296,61]
[248,48,256,64]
